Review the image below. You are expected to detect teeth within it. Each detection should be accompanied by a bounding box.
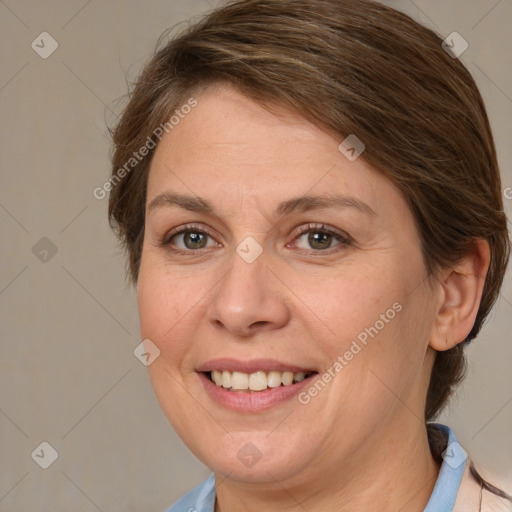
[294,372,306,382]
[249,371,267,391]
[212,370,223,386]
[221,370,232,389]
[209,370,311,391]
[231,371,249,390]
[267,371,282,388]
[281,371,294,385]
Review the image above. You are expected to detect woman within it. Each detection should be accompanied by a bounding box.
[108,0,511,510]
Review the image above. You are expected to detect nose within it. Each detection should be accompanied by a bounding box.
[206,247,291,338]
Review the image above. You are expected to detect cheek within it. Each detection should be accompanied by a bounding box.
[136,258,206,433]
[294,262,405,355]
[136,253,199,356]
[301,260,430,403]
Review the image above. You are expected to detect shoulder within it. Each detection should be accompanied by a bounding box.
[480,472,512,512]
[482,492,512,512]
[455,460,511,512]
[165,474,216,512]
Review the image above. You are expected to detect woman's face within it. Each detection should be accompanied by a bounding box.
[137,83,440,484]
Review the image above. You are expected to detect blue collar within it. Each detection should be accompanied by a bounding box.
[167,473,216,512]
[424,423,467,511]
[167,423,465,512]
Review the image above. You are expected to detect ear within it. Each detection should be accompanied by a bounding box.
[429,239,491,351]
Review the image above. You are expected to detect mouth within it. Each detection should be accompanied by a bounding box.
[204,369,317,392]
[196,358,319,411]
[196,359,319,411]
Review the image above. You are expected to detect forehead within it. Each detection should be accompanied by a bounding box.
[146,84,403,218]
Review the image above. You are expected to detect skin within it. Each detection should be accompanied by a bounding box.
[137,83,490,511]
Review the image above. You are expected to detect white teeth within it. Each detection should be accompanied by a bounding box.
[231,371,249,390]
[221,370,232,389]
[281,371,293,386]
[249,371,267,391]
[212,370,223,386]
[209,370,311,391]
[267,371,282,388]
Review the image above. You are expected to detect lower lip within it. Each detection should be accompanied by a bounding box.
[198,372,317,412]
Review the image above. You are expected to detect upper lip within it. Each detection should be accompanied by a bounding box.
[196,358,316,374]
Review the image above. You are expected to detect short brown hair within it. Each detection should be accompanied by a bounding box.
[109,0,509,428]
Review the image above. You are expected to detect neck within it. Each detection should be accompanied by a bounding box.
[214,418,440,512]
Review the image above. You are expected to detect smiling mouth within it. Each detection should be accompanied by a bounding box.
[204,370,317,392]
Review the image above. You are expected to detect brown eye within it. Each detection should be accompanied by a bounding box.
[182,232,208,249]
[293,226,346,252]
[307,231,335,250]
[167,230,216,251]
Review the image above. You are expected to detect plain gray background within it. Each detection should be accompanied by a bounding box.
[1,0,511,510]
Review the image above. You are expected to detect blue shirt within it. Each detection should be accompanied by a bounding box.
[167,423,465,512]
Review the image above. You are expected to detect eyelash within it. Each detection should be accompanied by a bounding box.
[160,223,352,255]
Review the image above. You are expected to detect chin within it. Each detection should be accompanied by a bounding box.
[191,432,313,485]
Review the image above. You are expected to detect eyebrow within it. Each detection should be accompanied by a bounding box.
[147,192,377,217]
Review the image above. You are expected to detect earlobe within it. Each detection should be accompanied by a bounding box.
[429,239,490,352]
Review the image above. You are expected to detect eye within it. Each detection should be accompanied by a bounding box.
[162,225,219,252]
[291,224,350,252]
[160,223,350,254]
